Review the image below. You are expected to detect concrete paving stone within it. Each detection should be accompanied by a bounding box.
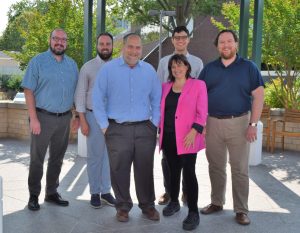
[0,139,299,233]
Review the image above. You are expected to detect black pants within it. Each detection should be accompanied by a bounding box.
[162,132,198,213]
[162,156,186,194]
[28,111,71,196]
[105,120,157,212]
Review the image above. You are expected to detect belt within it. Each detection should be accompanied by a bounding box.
[209,112,248,119]
[108,119,149,126]
[36,107,71,117]
[86,108,93,112]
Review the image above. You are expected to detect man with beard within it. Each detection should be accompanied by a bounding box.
[22,28,78,211]
[74,32,116,208]
[198,29,264,225]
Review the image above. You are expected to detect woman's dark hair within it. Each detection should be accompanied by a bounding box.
[167,54,191,82]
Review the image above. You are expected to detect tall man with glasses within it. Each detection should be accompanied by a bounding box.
[74,32,116,208]
[157,26,204,205]
[22,28,78,211]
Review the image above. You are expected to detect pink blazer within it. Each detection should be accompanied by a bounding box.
[159,78,208,155]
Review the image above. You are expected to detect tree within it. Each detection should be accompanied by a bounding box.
[212,0,300,109]
[4,0,124,69]
[114,0,222,33]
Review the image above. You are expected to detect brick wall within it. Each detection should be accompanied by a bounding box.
[0,101,77,141]
[261,109,300,152]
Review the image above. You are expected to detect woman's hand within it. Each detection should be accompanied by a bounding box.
[184,128,197,149]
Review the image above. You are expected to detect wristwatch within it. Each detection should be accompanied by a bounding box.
[249,122,257,127]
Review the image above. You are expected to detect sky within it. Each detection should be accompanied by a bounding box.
[0,0,19,35]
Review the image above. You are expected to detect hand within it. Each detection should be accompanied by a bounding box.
[102,128,107,135]
[184,128,197,149]
[30,118,41,135]
[246,125,257,142]
[79,119,89,136]
[71,118,80,133]
[202,126,207,136]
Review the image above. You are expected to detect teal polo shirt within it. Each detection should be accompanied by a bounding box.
[22,50,78,113]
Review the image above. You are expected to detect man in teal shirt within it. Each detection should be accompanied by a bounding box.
[22,28,78,211]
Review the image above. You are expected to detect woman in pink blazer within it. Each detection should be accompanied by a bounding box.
[159,54,207,231]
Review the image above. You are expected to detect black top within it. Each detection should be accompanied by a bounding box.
[164,88,181,133]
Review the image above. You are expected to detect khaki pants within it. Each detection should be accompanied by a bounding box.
[206,114,250,214]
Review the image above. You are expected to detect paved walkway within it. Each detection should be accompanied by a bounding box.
[0,139,299,233]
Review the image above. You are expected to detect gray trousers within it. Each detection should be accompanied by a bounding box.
[105,120,157,212]
[28,111,71,196]
[206,114,250,214]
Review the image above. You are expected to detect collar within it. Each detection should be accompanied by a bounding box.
[217,53,241,67]
[47,49,65,62]
[118,56,142,68]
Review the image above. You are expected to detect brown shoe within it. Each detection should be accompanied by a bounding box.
[236,213,251,225]
[158,193,170,205]
[142,207,160,221]
[116,209,129,222]
[200,204,223,215]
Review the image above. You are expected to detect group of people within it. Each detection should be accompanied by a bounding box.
[21,26,264,231]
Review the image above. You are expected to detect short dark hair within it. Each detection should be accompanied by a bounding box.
[167,54,191,82]
[214,29,238,47]
[97,32,113,44]
[123,33,141,44]
[172,26,189,37]
[49,28,66,38]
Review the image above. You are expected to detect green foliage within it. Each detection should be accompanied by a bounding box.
[142,31,160,44]
[0,74,23,92]
[264,79,284,108]
[212,0,300,109]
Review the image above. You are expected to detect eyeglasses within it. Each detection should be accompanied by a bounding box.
[52,37,68,43]
[173,35,188,41]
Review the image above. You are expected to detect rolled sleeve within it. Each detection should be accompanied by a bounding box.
[74,66,88,113]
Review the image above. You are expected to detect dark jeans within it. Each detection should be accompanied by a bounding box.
[162,132,198,213]
[28,111,71,196]
[105,120,157,212]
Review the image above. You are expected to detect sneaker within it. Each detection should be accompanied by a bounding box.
[101,193,116,207]
[90,194,101,208]
[158,192,170,205]
[28,195,40,211]
[182,212,200,231]
[162,201,180,216]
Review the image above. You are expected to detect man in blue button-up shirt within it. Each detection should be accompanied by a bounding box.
[93,33,162,222]
[22,28,78,211]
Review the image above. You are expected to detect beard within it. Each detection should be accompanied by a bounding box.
[50,44,66,56]
[220,49,236,60]
[98,50,112,61]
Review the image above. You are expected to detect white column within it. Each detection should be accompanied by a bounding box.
[249,121,263,166]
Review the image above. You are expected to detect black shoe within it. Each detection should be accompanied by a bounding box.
[101,193,116,207]
[162,201,180,216]
[45,192,69,206]
[90,194,101,208]
[28,195,40,211]
[182,212,200,231]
